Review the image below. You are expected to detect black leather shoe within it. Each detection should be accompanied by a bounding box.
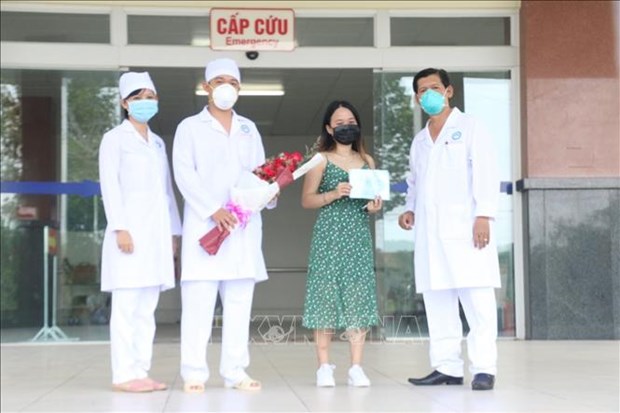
[408,370,463,386]
[471,373,495,390]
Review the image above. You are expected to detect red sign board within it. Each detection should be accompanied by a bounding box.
[210,8,295,51]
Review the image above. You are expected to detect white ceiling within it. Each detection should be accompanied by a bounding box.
[144,67,374,142]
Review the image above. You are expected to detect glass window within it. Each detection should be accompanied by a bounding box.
[128,15,210,46]
[296,17,373,47]
[391,17,510,46]
[373,70,515,339]
[0,12,110,43]
[127,15,373,47]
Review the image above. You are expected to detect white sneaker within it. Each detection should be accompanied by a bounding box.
[316,364,336,387]
[348,364,371,387]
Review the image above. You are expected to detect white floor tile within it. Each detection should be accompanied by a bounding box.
[1,340,618,412]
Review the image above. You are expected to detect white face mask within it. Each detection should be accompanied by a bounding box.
[211,83,238,110]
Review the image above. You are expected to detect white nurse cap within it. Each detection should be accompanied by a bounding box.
[205,58,241,83]
[119,72,156,99]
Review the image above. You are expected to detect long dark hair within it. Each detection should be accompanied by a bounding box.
[318,100,368,159]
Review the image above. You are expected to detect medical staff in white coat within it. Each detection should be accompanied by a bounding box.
[398,68,501,391]
[173,58,269,393]
[99,72,182,393]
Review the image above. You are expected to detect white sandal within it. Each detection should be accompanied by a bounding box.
[229,377,261,391]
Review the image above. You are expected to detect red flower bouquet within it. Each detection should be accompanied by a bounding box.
[253,151,304,183]
[199,151,323,255]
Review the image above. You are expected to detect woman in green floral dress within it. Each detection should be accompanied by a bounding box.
[301,100,383,387]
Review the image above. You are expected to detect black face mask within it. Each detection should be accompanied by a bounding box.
[332,124,360,145]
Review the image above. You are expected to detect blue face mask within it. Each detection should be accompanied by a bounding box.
[128,99,158,123]
[419,89,447,116]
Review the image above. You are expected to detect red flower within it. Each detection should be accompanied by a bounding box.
[253,151,304,184]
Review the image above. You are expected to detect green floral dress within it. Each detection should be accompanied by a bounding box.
[303,159,379,330]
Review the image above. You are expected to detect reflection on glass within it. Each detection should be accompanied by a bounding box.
[463,76,515,336]
[374,71,515,339]
[61,73,117,332]
[1,81,23,328]
[0,70,117,342]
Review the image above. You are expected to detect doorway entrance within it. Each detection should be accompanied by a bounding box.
[1,66,516,342]
[138,66,375,328]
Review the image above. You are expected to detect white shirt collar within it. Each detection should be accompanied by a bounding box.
[119,119,154,145]
[422,107,463,143]
[198,106,243,136]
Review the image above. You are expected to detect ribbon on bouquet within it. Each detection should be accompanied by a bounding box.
[198,201,252,255]
[225,201,252,228]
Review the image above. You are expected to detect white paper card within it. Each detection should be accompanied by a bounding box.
[348,169,391,200]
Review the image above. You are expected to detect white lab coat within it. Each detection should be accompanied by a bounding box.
[405,108,501,292]
[99,120,182,292]
[172,107,269,282]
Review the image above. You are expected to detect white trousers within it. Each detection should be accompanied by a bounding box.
[423,287,498,377]
[180,279,255,385]
[110,286,160,384]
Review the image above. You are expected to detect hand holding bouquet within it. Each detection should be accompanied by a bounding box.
[199,151,324,255]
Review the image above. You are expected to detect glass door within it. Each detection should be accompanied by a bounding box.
[1,69,117,342]
[373,70,516,339]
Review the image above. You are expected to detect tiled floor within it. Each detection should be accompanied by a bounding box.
[1,339,618,412]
